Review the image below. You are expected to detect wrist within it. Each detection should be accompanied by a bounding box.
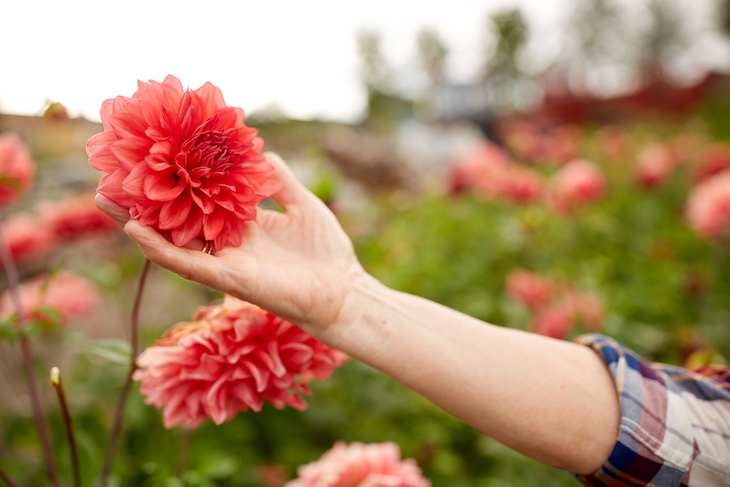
[308,268,390,356]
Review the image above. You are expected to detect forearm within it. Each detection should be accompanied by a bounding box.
[313,274,620,475]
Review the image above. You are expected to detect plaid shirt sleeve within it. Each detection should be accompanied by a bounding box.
[572,334,730,487]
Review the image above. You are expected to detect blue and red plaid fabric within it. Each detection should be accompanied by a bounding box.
[573,334,730,487]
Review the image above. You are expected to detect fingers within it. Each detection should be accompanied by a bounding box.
[264,152,318,210]
[95,194,130,227]
[124,220,225,290]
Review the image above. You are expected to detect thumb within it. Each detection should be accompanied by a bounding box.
[124,220,222,288]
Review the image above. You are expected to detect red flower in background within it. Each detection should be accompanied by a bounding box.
[550,159,606,215]
[686,169,730,241]
[38,193,120,241]
[449,142,544,205]
[506,269,604,339]
[506,269,554,310]
[1,213,56,266]
[0,271,100,326]
[531,305,574,340]
[503,166,545,205]
[285,441,431,487]
[0,132,35,209]
[635,143,674,188]
[133,296,348,429]
[87,75,280,251]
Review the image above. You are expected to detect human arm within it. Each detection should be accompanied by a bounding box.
[96,152,620,474]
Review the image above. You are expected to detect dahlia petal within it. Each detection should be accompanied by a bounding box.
[111,137,153,171]
[280,342,315,367]
[203,208,226,242]
[99,99,115,130]
[158,192,192,230]
[108,111,147,138]
[136,205,162,228]
[97,171,135,208]
[243,361,269,393]
[193,81,226,111]
[144,171,185,202]
[86,131,118,158]
[170,205,203,247]
[88,145,121,173]
[122,162,151,202]
[231,382,263,411]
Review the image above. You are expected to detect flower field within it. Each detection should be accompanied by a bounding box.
[0,80,729,487]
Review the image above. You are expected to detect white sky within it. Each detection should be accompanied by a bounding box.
[0,0,568,123]
[1,0,725,123]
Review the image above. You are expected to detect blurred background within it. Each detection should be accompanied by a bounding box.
[2,0,730,485]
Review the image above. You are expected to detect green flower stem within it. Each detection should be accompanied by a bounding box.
[100,258,151,487]
[50,368,81,487]
[0,225,59,487]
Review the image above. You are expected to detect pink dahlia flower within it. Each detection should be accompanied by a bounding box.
[550,159,606,215]
[0,132,36,208]
[0,271,100,326]
[540,124,579,165]
[87,75,280,251]
[133,296,348,429]
[1,213,56,266]
[635,143,674,188]
[531,305,575,340]
[285,441,431,487]
[503,166,544,205]
[505,269,554,310]
[448,142,511,197]
[38,193,119,241]
[694,143,730,183]
[686,170,730,241]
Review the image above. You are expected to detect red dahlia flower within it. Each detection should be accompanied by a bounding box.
[86,75,280,251]
[0,132,35,209]
[285,441,431,487]
[1,213,56,266]
[686,169,730,241]
[133,296,349,429]
[0,271,100,326]
[38,193,119,241]
[550,159,606,215]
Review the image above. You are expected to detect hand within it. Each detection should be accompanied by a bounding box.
[95,152,367,334]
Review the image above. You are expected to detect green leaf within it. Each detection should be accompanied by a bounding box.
[87,339,133,365]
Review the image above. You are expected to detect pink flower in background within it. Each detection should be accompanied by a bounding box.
[0,271,100,325]
[596,125,628,159]
[448,141,511,197]
[506,268,604,337]
[285,441,430,487]
[506,269,554,310]
[686,169,730,241]
[531,305,574,340]
[540,124,579,165]
[133,296,348,429]
[694,143,730,183]
[503,166,544,205]
[1,213,56,266]
[87,75,280,251]
[0,132,35,208]
[550,159,606,214]
[635,143,674,188]
[565,289,604,332]
[38,193,120,241]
